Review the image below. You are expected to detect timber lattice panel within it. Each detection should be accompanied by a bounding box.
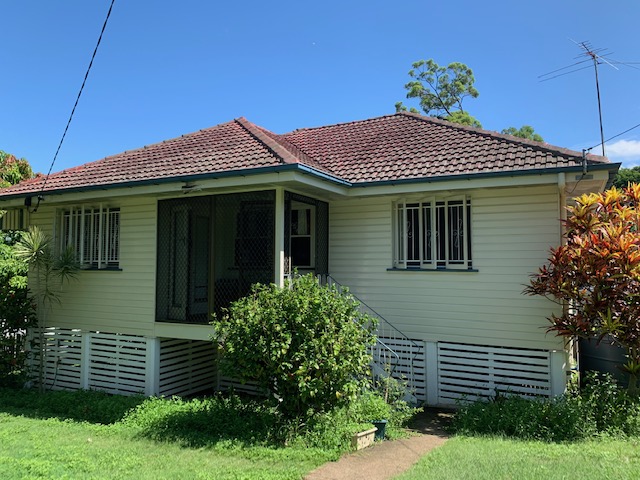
[29,327,83,391]
[87,332,147,395]
[437,342,551,405]
[159,339,217,397]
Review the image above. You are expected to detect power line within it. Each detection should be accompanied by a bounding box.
[33,0,116,211]
[586,121,640,153]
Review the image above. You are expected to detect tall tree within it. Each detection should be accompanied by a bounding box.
[501,125,544,142]
[395,59,481,127]
[0,150,34,188]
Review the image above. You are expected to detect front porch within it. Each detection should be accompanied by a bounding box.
[155,188,329,324]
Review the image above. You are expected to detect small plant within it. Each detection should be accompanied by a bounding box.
[211,274,377,419]
[14,226,79,391]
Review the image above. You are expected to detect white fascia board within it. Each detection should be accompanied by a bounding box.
[344,170,611,197]
[1,170,349,207]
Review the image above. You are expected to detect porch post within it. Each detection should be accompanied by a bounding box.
[81,331,90,389]
[145,337,161,396]
[274,187,285,287]
[549,349,568,397]
[425,340,439,406]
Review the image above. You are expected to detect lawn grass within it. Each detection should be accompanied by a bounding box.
[0,412,335,480]
[0,388,343,480]
[396,435,640,480]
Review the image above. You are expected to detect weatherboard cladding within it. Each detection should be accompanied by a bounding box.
[0,112,609,196]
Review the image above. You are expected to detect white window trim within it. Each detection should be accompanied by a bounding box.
[58,203,120,269]
[290,202,316,269]
[393,196,472,270]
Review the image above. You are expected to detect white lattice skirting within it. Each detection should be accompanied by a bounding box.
[28,328,565,405]
[436,342,559,405]
[29,327,217,396]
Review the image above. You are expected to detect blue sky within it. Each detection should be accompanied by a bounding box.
[2,0,640,175]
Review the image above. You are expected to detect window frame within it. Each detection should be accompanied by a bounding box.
[393,196,472,270]
[57,204,120,269]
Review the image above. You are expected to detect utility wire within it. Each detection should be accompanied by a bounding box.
[35,0,116,208]
[586,122,640,152]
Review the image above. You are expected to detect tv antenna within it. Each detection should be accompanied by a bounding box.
[539,40,640,157]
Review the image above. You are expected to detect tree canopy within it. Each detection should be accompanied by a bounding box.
[395,59,547,137]
[501,125,544,142]
[613,167,640,189]
[0,150,34,188]
[395,59,482,127]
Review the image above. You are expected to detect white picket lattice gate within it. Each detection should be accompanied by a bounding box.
[437,342,552,405]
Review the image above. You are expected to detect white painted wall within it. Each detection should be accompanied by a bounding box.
[31,196,157,336]
[328,184,565,351]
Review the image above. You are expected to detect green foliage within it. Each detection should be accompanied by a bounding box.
[613,166,640,189]
[122,394,285,447]
[0,231,36,386]
[0,387,145,424]
[443,110,482,128]
[14,226,80,307]
[211,274,377,419]
[14,226,79,391]
[526,185,640,392]
[396,436,640,480]
[0,393,335,480]
[0,150,34,188]
[396,59,481,127]
[501,125,544,142]
[453,373,640,442]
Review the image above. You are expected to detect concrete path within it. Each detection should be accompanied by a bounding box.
[304,409,451,480]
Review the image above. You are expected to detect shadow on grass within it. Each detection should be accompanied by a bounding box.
[0,387,147,424]
[123,394,285,448]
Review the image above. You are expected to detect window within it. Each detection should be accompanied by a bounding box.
[59,205,120,269]
[290,204,315,268]
[394,197,472,270]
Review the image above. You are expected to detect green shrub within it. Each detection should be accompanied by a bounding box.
[453,372,640,441]
[211,274,377,419]
[0,231,36,387]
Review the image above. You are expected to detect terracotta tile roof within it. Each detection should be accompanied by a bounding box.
[0,113,612,197]
[0,118,301,196]
[281,113,610,183]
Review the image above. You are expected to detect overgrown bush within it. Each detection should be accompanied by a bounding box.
[526,185,640,392]
[0,230,36,387]
[453,372,640,441]
[211,274,377,419]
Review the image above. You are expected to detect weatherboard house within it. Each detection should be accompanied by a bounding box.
[0,113,618,405]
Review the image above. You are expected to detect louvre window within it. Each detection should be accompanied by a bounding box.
[59,205,120,269]
[394,197,472,270]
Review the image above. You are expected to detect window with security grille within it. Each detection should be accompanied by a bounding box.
[394,197,472,270]
[58,205,120,269]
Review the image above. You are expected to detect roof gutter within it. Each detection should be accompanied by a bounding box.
[349,162,621,188]
[0,161,620,202]
[0,163,352,201]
